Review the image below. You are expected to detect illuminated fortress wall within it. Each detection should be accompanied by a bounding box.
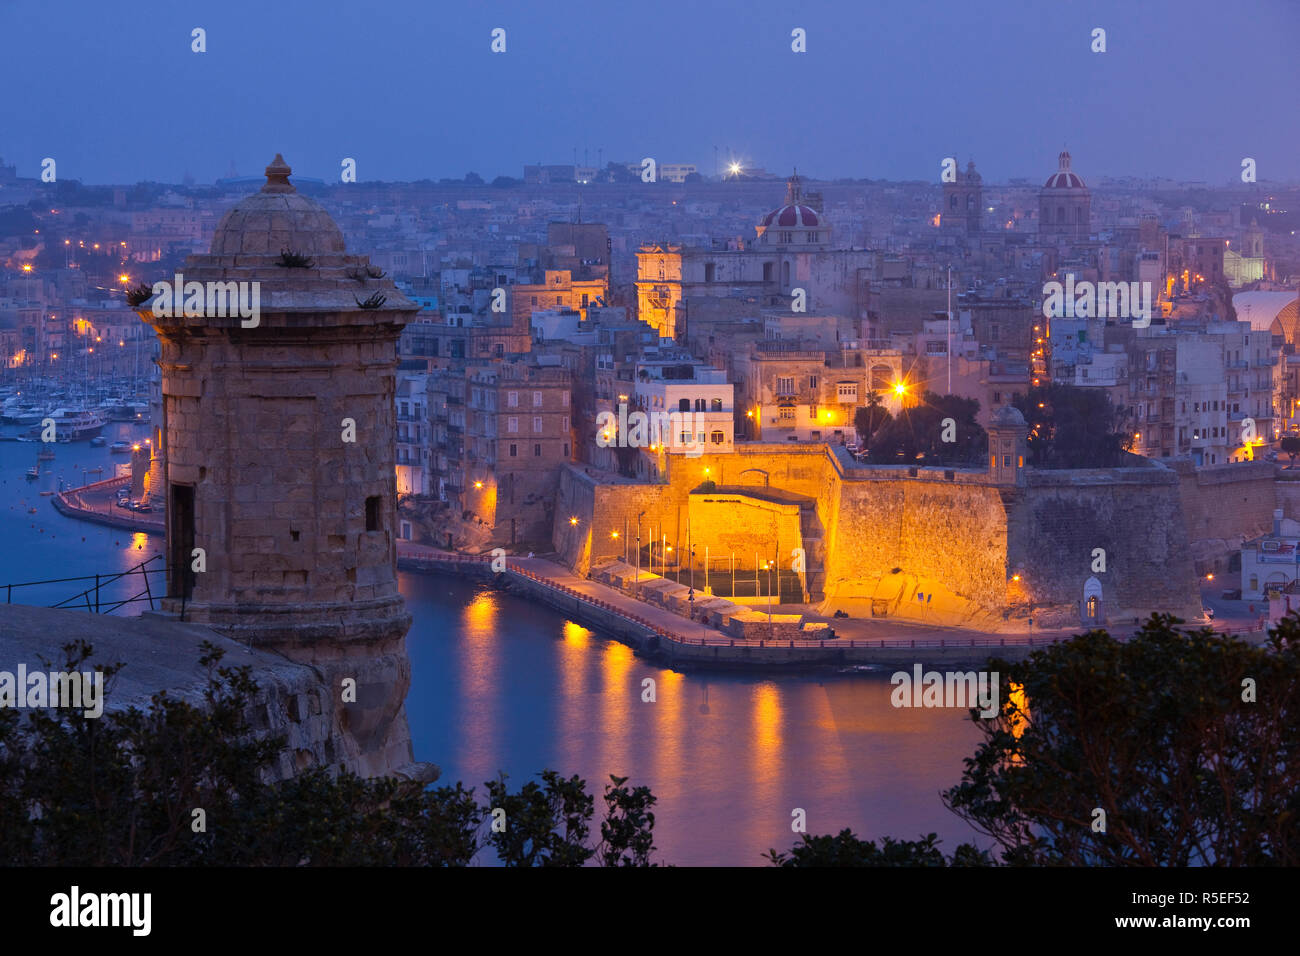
[555,445,1203,628]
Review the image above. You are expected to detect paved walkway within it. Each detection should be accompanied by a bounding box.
[396,544,1271,648]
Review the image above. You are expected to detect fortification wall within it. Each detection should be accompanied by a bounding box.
[1013,465,1201,624]
[559,445,1203,628]
[1169,459,1278,573]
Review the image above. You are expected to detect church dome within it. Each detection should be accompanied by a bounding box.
[756,168,828,241]
[759,204,821,228]
[209,154,346,256]
[991,404,1027,427]
[1043,150,1086,190]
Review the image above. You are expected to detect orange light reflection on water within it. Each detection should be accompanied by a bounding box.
[459,590,499,762]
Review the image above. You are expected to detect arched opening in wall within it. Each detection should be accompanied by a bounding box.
[871,365,893,393]
[1082,575,1104,624]
[1266,572,1288,593]
[782,262,790,286]
[763,262,774,282]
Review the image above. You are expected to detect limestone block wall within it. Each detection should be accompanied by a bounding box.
[1012,465,1201,623]
[553,466,676,576]
[1169,459,1279,572]
[825,478,1010,620]
[686,493,805,573]
[162,327,400,612]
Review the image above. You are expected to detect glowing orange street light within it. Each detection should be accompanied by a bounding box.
[893,381,907,396]
[20,264,32,273]
[473,480,483,490]
[118,274,130,284]
[569,516,579,526]
[610,530,619,539]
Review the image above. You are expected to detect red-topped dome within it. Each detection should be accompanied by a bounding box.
[759,204,821,228]
[1043,150,1086,189]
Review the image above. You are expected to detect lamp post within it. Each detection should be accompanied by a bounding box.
[635,511,644,598]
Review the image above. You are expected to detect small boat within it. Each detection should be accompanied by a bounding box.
[89,436,108,447]
[39,490,53,497]
[109,441,132,454]
[25,467,39,480]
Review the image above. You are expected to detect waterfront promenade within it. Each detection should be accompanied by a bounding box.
[394,543,1098,667]
[52,474,163,534]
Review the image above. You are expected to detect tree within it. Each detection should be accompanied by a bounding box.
[766,830,991,866]
[1013,383,1133,468]
[490,176,521,188]
[464,172,484,185]
[0,640,660,866]
[942,614,1300,865]
[867,391,985,465]
[854,393,891,446]
[1281,435,1300,467]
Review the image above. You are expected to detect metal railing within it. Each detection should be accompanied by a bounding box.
[2,555,165,614]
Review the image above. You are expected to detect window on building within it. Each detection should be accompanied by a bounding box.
[779,406,795,422]
[531,296,538,306]
[365,496,381,532]
[695,398,705,412]
[809,375,818,389]
[534,443,541,456]
[763,262,774,281]
[561,416,569,431]
[711,430,725,444]
[711,398,723,412]
[507,417,518,433]
[495,344,504,357]
[533,417,542,433]
[509,443,517,457]
[777,376,795,395]
[507,391,518,407]
[533,391,542,406]
[679,398,690,412]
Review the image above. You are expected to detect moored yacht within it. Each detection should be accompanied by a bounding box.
[22,407,106,442]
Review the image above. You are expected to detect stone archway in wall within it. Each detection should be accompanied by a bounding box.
[737,468,770,489]
[1081,575,1105,625]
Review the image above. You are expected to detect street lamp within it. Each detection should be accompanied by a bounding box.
[635,511,645,598]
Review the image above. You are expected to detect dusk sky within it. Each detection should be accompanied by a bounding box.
[1,0,1296,186]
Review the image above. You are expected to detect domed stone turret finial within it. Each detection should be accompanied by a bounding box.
[262,153,295,193]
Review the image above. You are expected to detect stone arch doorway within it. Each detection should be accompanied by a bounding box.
[1081,575,1105,625]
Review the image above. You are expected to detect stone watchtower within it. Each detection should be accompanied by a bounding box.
[135,155,420,777]
[988,404,1028,487]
